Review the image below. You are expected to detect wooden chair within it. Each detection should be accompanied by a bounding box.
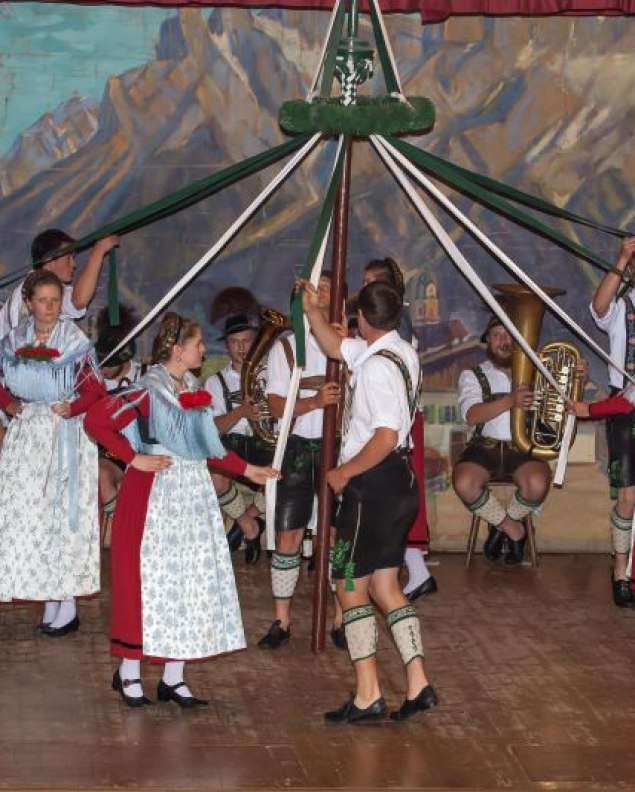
[465,481,538,568]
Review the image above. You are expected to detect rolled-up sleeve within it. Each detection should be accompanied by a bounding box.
[589,298,621,333]
[265,340,290,398]
[457,369,482,424]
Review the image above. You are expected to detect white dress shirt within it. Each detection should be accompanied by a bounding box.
[339,330,419,464]
[266,333,326,440]
[204,363,251,437]
[589,290,635,389]
[458,359,512,441]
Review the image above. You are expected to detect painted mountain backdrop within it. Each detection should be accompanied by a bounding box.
[0,7,633,376]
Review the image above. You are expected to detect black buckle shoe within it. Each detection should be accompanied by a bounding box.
[483,526,504,562]
[390,685,438,722]
[157,680,208,709]
[324,696,387,724]
[112,670,154,708]
[244,518,265,565]
[504,533,526,566]
[330,625,348,651]
[612,574,634,607]
[257,620,290,650]
[226,524,244,553]
[42,615,80,638]
[406,576,438,603]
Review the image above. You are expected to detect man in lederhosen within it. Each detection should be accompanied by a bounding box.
[302,277,437,724]
[452,316,551,566]
[590,236,635,606]
[257,272,341,650]
[205,314,272,564]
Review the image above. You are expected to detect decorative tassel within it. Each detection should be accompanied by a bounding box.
[344,560,356,591]
[331,538,351,572]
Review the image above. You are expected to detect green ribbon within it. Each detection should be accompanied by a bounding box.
[388,136,619,274]
[0,136,311,289]
[107,249,120,327]
[290,138,347,367]
[368,0,400,95]
[320,0,347,99]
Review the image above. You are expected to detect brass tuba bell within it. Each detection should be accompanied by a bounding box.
[493,284,583,461]
[240,307,292,446]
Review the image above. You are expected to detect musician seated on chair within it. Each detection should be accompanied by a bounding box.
[204,314,271,565]
[452,316,551,566]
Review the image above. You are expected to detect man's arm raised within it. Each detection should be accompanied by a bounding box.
[298,279,344,361]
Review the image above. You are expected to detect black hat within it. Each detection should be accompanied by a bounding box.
[480,315,504,344]
[31,228,76,268]
[217,313,258,341]
[95,332,136,367]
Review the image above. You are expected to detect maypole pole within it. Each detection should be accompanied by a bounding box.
[311,0,371,653]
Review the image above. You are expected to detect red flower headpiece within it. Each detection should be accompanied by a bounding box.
[15,344,61,362]
[178,390,212,410]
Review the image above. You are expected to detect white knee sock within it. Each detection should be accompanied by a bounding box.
[163,660,192,697]
[119,658,144,699]
[49,599,76,629]
[42,601,60,626]
[402,548,431,595]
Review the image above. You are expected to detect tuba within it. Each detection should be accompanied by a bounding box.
[240,307,291,445]
[494,284,583,461]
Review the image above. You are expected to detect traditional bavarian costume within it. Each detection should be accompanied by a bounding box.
[0,318,104,602]
[333,330,420,580]
[84,364,248,662]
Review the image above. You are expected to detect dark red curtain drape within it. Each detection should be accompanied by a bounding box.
[33,0,635,22]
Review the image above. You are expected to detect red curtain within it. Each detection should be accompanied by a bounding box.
[33,0,635,22]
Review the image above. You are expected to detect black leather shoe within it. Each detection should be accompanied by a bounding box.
[257,620,290,650]
[390,685,438,721]
[226,524,243,553]
[157,680,208,709]
[330,625,348,651]
[42,615,80,638]
[324,696,387,724]
[612,575,634,607]
[244,518,265,565]
[504,534,526,566]
[112,670,154,708]
[483,526,504,562]
[406,576,438,603]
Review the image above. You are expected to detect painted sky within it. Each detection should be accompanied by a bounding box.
[0,3,175,153]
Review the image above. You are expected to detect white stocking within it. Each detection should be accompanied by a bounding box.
[49,599,76,630]
[403,548,430,595]
[163,660,192,697]
[119,658,144,699]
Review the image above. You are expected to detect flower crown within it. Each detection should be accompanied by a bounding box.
[15,344,61,362]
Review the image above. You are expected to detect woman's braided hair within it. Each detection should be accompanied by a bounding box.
[151,312,200,364]
[364,257,405,301]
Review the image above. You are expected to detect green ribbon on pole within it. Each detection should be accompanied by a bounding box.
[0,136,311,289]
[320,0,347,99]
[388,136,617,274]
[368,0,400,96]
[291,139,347,367]
[107,249,120,327]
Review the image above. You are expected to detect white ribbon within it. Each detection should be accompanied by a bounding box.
[102,134,322,366]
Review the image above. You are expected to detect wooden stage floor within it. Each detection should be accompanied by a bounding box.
[1,552,635,792]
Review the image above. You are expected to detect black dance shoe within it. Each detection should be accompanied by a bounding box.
[504,534,527,566]
[157,680,208,709]
[324,696,387,725]
[406,576,438,603]
[390,685,438,721]
[483,526,504,562]
[226,524,244,553]
[244,518,265,565]
[42,615,80,638]
[112,670,154,708]
[612,574,634,608]
[257,620,290,650]
[330,625,348,651]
